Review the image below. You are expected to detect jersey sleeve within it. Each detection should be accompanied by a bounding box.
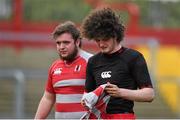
[45,64,55,94]
[85,57,96,92]
[130,53,153,89]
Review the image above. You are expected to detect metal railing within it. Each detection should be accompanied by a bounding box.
[0,69,25,118]
[0,69,47,118]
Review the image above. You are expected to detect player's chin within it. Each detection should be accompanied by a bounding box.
[101,50,110,54]
[59,54,68,59]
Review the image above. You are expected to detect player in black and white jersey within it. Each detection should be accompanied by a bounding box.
[81,7,155,119]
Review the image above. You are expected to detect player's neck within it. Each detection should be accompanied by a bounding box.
[110,44,122,54]
[64,51,80,65]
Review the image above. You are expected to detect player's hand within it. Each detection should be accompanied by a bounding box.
[81,99,89,110]
[105,82,121,97]
[81,99,85,106]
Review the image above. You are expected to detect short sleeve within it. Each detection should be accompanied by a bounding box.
[130,53,153,89]
[45,65,55,94]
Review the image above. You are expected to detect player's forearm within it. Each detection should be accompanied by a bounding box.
[35,94,55,119]
[35,99,52,119]
[119,87,155,102]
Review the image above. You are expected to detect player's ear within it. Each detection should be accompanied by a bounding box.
[75,38,81,47]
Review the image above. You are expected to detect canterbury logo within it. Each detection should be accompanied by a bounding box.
[54,68,62,75]
[101,71,111,78]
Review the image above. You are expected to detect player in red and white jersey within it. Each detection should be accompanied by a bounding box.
[35,21,92,119]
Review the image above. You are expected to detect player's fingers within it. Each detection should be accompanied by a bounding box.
[81,100,85,106]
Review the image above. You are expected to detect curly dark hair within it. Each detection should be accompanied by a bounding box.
[52,21,80,41]
[81,7,125,43]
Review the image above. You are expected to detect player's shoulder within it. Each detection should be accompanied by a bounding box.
[52,59,62,64]
[120,47,145,65]
[123,47,143,58]
[79,49,93,62]
[50,59,62,68]
[47,59,62,73]
[87,52,101,63]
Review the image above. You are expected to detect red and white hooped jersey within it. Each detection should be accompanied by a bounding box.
[45,50,92,119]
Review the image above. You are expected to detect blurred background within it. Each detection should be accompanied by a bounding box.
[0,0,180,119]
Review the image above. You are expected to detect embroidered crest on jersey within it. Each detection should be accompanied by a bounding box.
[53,68,62,75]
[101,71,111,78]
[74,65,81,72]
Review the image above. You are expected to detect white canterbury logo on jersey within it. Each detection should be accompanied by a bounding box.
[54,68,62,75]
[101,71,111,78]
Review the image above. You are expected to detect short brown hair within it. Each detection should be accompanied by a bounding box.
[81,7,125,43]
[52,21,80,41]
